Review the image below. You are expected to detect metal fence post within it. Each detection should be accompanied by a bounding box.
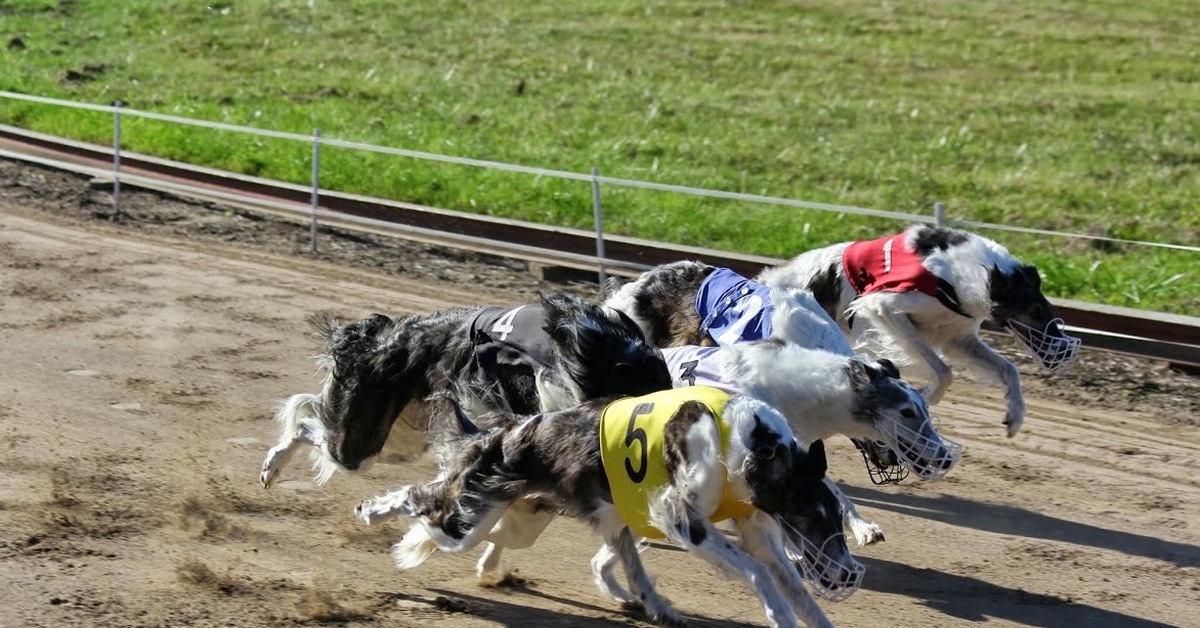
[310,128,321,252]
[934,201,945,226]
[590,166,607,286]
[112,100,121,219]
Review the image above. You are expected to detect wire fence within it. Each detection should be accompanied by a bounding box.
[3,89,1199,257]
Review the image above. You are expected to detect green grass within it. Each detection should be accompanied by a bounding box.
[1,0,1197,314]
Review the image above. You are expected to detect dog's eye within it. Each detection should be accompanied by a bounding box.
[900,408,916,419]
[754,446,776,459]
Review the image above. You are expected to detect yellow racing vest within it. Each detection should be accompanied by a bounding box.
[599,386,756,539]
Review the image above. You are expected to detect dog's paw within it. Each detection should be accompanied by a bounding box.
[1004,408,1025,438]
[644,603,688,627]
[851,521,886,546]
[259,454,284,489]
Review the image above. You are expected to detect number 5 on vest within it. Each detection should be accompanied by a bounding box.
[624,403,653,483]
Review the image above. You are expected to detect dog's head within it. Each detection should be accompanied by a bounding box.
[540,293,672,401]
[744,435,865,601]
[847,358,962,480]
[308,312,413,471]
[989,264,1080,371]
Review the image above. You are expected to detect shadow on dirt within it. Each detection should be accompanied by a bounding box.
[845,485,1200,569]
[389,586,762,627]
[859,555,1179,628]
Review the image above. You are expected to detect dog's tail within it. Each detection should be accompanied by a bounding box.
[434,393,481,436]
[768,287,854,356]
[598,275,626,301]
[540,292,671,405]
[392,525,440,570]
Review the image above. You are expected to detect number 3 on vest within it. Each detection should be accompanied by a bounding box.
[624,402,653,483]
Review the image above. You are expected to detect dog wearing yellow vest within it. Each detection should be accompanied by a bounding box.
[356,389,860,628]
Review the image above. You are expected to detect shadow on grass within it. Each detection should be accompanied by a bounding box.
[843,485,1200,569]
[860,555,1178,628]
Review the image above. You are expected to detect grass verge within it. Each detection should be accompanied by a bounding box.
[1,0,1196,313]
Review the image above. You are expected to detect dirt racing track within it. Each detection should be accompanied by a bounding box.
[1,200,1197,628]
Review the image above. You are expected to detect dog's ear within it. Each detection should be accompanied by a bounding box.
[989,265,1013,292]
[749,415,792,481]
[796,439,828,479]
[599,275,626,301]
[875,359,900,379]
[1019,264,1041,289]
[845,359,872,393]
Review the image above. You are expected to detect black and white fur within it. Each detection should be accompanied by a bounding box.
[758,224,1073,438]
[260,293,670,485]
[356,394,853,628]
[603,262,959,545]
[664,338,960,546]
[259,293,672,579]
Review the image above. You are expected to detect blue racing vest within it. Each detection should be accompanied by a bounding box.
[696,268,774,345]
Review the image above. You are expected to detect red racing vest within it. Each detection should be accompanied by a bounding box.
[842,233,938,297]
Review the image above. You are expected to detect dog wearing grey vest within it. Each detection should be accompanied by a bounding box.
[259,292,672,580]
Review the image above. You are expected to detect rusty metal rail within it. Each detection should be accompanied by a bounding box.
[1,124,1197,368]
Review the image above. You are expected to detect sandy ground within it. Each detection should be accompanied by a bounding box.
[1,176,1198,627]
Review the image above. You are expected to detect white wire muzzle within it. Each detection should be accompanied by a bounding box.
[1008,317,1081,372]
[785,533,865,602]
[874,415,963,481]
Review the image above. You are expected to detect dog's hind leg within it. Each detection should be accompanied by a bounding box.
[475,499,556,583]
[944,334,1025,437]
[736,512,835,628]
[603,522,685,626]
[858,304,952,404]
[260,394,325,488]
[824,477,884,546]
[590,542,638,606]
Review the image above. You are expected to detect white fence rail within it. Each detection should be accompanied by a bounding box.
[2,90,1198,255]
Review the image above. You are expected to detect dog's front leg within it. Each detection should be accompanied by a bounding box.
[945,334,1025,437]
[823,477,883,546]
[861,305,952,404]
[735,513,836,628]
[355,485,416,523]
[664,513,796,628]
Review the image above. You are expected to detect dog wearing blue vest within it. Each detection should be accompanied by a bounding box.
[603,260,961,545]
[356,390,861,628]
[758,224,1080,438]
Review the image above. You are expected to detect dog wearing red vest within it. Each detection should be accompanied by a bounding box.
[758,224,1080,438]
[356,391,859,628]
